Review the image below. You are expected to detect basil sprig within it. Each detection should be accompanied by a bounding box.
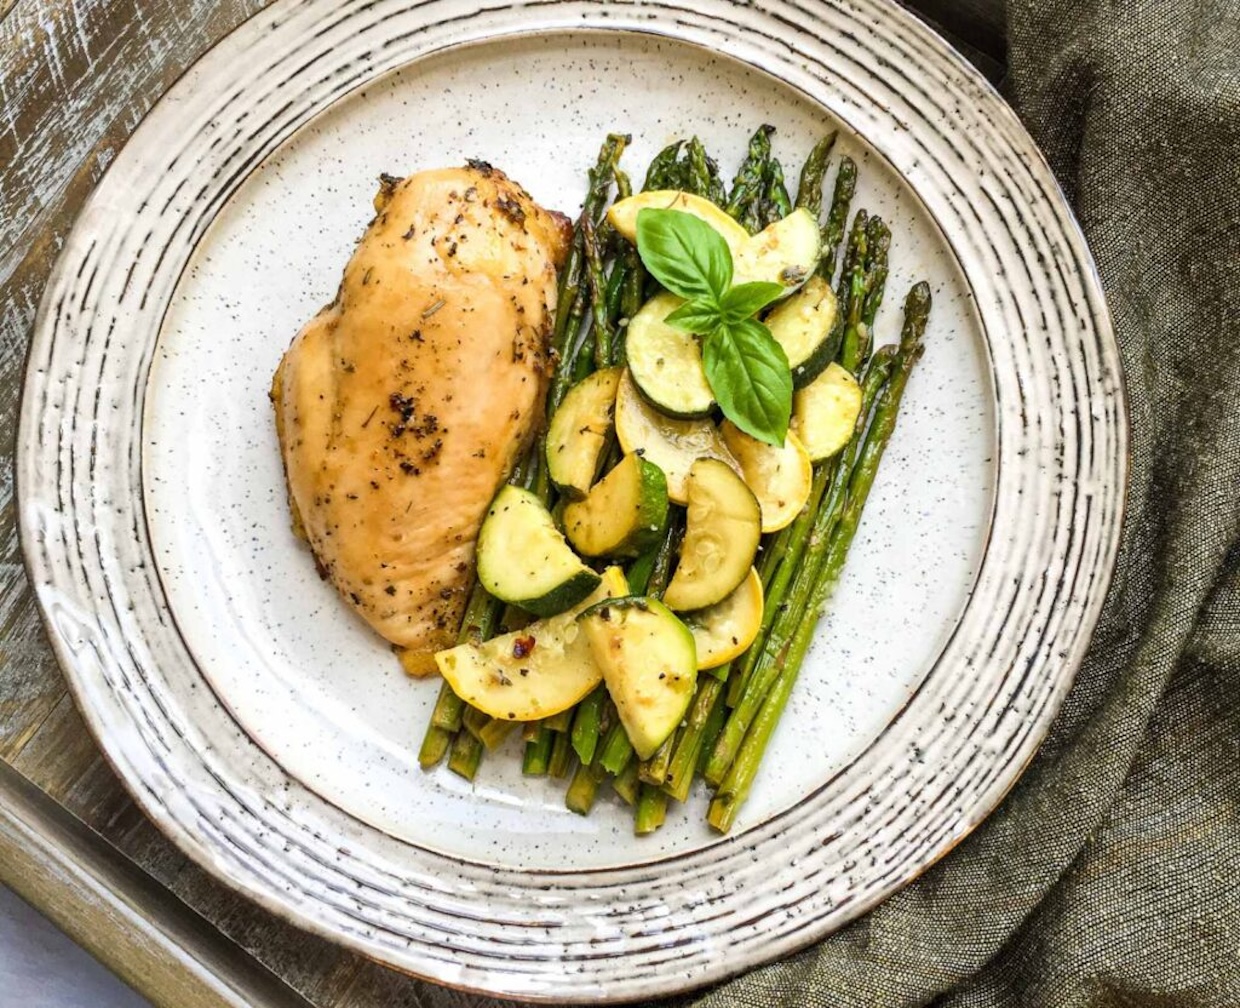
[635,208,792,445]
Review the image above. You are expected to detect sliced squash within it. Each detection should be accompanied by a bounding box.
[579,595,698,759]
[476,485,600,616]
[720,422,814,533]
[765,275,839,388]
[546,367,622,499]
[732,207,821,290]
[563,453,669,558]
[607,190,749,251]
[613,369,740,504]
[434,567,628,721]
[683,567,764,670]
[624,292,714,418]
[792,362,863,461]
[663,458,762,612]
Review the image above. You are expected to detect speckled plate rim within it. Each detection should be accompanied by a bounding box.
[16,0,1127,1002]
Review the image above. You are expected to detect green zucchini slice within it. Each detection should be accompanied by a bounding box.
[765,275,839,387]
[720,422,814,533]
[579,595,698,759]
[663,458,762,612]
[477,484,600,616]
[435,567,628,721]
[792,362,863,461]
[683,567,764,670]
[732,207,822,290]
[625,292,714,418]
[546,367,623,500]
[613,369,740,505]
[563,453,669,558]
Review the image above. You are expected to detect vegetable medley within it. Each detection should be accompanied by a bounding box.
[419,129,931,834]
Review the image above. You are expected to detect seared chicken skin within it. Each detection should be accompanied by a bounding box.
[272,164,570,674]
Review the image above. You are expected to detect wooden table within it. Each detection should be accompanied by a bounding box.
[0,2,1003,1004]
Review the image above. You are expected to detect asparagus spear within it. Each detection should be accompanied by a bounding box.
[448,728,484,781]
[861,216,892,328]
[726,125,774,230]
[417,726,454,769]
[614,165,634,201]
[634,784,669,834]
[571,684,608,764]
[818,156,857,279]
[523,724,555,776]
[570,318,598,383]
[459,707,502,747]
[549,730,575,779]
[795,132,838,215]
[841,216,890,370]
[601,156,666,365]
[761,156,793,227]
[597,720,635,777]
[540,140,638,498]
[427,683,466,734]
[582,216,616,370]
[663,675,726,802]
[566,760,602,815]
[644,141,684,190]
[835,210,869,372]
[694,139,728,206]
[647,515,683,591]
[551,238,586,355]
[551,135,627,352]
[478,717,516,751]
[685,137,717,199]
[604,258,627,323]
[708,284,930,830]
[614,256,644,369]
[696,685,729,774]
[589,134,630,221]
[638,734,675,786]
[606,167,646,365]
[612,761,641,805]
[462,705,490,740]
[547,135,628,414]
[809,205,869,372]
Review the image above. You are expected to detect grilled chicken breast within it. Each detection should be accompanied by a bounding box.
[272,164,570,674]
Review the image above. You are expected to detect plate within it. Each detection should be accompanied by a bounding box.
[17,0,1125,1001]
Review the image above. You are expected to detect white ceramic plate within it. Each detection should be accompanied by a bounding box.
[18,0,1125,1001]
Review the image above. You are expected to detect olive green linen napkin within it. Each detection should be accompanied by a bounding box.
[675,3,1240,1005]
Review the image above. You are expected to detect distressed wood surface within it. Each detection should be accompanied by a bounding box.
[0,1,1004,1005]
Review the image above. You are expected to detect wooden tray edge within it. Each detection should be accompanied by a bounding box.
[0,760,314,1008]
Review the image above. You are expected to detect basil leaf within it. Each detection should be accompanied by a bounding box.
[719,281,785,323]
[635,208,732,302]
[702,319,792,446]
[664,298,724,335]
